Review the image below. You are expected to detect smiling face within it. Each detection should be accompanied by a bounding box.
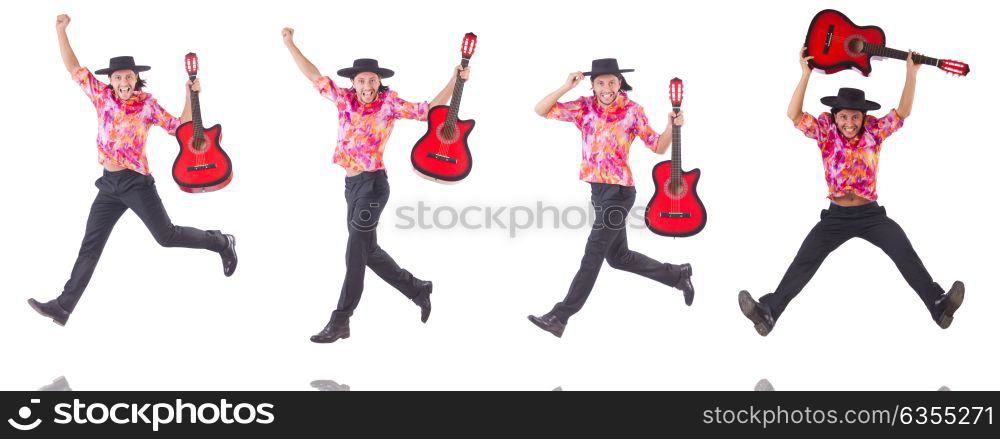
[109,69,138,100]
[352,71,381,104]
[591,74,621,106]
[834,109,865,138]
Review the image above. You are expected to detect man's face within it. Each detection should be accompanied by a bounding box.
[352,72,381,104]
[835,109,864,138]
[109,69,138,100]
[592,74,621,106]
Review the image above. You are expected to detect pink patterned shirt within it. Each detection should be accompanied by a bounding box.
[73,67,181,175]
[795,109,904,201]
[545,93,660,186]
[314,76,429,173]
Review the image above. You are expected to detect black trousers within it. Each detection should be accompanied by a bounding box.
[550,183,686,322]
[57,169,227,312]
[332,170,425,322]
[759,202,946,321]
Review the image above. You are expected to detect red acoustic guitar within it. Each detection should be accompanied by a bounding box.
[804,9,970,77]
[411,33,477,183]
[172,53,233,193]
[645,78,706,238]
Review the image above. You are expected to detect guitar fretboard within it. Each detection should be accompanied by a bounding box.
[861,42,939,67]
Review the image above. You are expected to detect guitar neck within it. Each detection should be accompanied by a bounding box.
[444,57,470,126]
[861,42,939,66]
[670,107,681,174]
[189,73,204,134]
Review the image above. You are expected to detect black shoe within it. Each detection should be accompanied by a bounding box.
[310,317,350,344]
[28,299,70,327]
[528,313,565,338]
[220,234,237,277]
[935,281,965,329]
[738,291,775,337]
[675,263,695,306]
[413,281,432,324]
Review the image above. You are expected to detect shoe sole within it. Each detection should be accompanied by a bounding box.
[310,333,350,344]
[738,291,771,337]
[27,300,66,327]
[527,316,563,338]
[224,235,238,277]
[937,282,965,329]
[682,264,694,306]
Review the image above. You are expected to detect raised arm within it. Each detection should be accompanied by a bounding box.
[535,72,583,116]
[179,79,200,124]
[787,47,814,123]
[429,65,471,107]
[896,51,920,120]
[282,28,323,83]
[55,14,81,74]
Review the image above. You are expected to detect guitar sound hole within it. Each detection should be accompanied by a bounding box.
[436,124,458,144]
[845,36,865,57]
[664,180,688,200]
[189,136,208,154]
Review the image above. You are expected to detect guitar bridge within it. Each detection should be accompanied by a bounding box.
[427,153,457,164]
[660,212,692,219]
[187,163,217,172]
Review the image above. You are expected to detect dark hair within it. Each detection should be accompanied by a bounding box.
[107,72,146,91]
[591,74,633,92]
[350,73,389,94]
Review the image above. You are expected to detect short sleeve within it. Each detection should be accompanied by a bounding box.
[388,92,429,121]
[545,97,586,123]
[631,105,660,150]
[870,109,904,143]
[73,67,108,105]
[795,112,831,144]
[314,76,349,111]
[147,97,181,135]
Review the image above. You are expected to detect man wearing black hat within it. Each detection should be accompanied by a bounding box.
[737,48,964,336]
[527,58,695,338]
[27,14,238,327]
[281,28,470,344]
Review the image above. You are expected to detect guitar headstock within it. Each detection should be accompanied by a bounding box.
[461,33,478,60]
[185,52,199,77]
[938,59,970,77]
[669,77,684,109]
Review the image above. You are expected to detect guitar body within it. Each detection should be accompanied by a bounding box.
[411,105,475,182]
[644,162,706,237]
[172,122,233,193]
[804,9,886,76]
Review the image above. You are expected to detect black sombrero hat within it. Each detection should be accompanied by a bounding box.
[820,88,881,111]
[583,58,634,76]
[336,58,395,79]
[93,56,151,75]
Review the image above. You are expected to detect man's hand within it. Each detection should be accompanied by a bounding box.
[188,79,201,93]
[56,14,71,31]
[563,71,584,90]
[456,65,471,81]
[282,27,295,45]
[799,47,814,76]
[906,50,922,76]
[670,110,685,127]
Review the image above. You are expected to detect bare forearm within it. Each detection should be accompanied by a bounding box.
[430,75,457,107]
[897,71,917,120]
[787,72,810,122]
[655,122,673,154]
[180,91,192,124]
[535,86,571,117]
[285,41,322,83]
[57,29,81,73]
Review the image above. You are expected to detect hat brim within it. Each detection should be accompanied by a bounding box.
[94,65,151,75]
[820,96,881,111]
[583,69,634,76]
[336,67,395,79]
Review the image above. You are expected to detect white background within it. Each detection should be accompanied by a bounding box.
[0,0,994,391]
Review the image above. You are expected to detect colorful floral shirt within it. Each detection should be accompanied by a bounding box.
[74,67,181,175]
[314,76,429,173]
[795,109,904,201]
[545,93,660,186]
